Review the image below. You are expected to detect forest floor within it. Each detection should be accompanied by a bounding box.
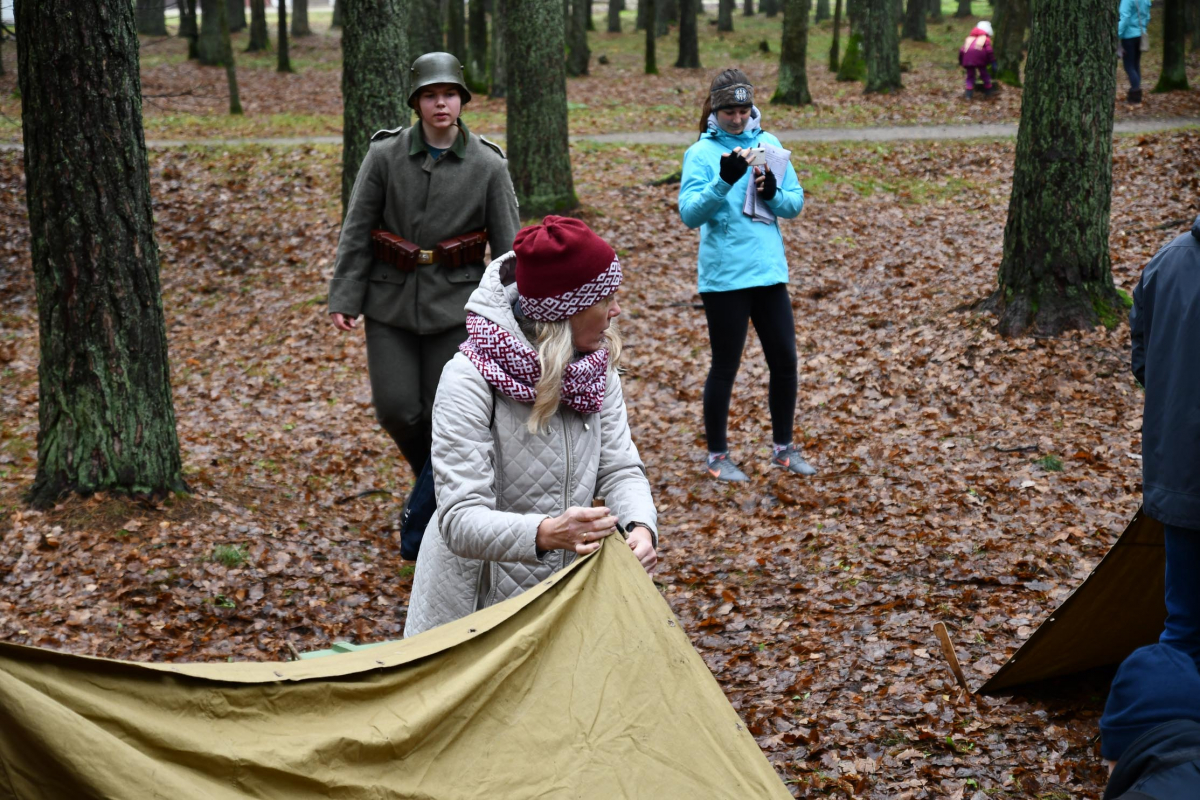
[3,122,1199,796]
[1,2,1199,143]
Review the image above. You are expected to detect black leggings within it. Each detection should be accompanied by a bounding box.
[700,283,798,454]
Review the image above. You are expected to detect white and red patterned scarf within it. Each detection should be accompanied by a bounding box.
[459,313,609,415]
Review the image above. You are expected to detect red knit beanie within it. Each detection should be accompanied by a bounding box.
[513,216,623,322]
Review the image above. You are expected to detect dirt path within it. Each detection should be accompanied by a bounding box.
[1,118,1196,152]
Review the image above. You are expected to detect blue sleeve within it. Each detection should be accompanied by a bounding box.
[678,145,732,229]
[1118,0,1135,37]
[765,157,804,219]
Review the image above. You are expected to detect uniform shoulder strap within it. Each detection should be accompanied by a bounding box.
[371,126,405,142]
[479,135,506,159]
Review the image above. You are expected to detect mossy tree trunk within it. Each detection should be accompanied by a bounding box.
[1155,0,1191,91]
[448,0,466,61]
[278,0,293,71]
[815,0,830,21]
[566,0,590,75]
[292,0,312,36]
[15,0,186,508]
[846,0,864,32]
[247,0,269,52]
[411,0,442,55]
[608,0,621,31]
[217,0,244,113]
[136,0,168,35]
[718,0,734,30]
[992,0,1028,86]
[490,0,507,97]
[507,0,577,214]
[645,0,658,71]
[829,0,842,70]
[199,0,224,64]
[341,0,410,216]
[467,0,487,89]
[953,0,971,17]
[988,0,1122,337]
[902,0,926,39]
[773,0,812,103]
[675,0,700,66]
[862,0,900,92]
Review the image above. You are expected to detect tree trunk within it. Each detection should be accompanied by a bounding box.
[467,0,487,88]
[490,0,507,97]
[846,0,864,31]
[278,0,293,72]
[566,0,590,74]
[198,0,224,64]
[815,0,830,21]
[342,0,411,215]
[862,0,900,92]
[990,0,1121,337]
[992,0,1028,86]
[1189,0,1200,53]
[718,0,734,30]
[953,0,970,17]
[448,0,466,61]
[744,0,755,13]
[829,0,842,69]
[586,0,595,29]
[15,0,185,508]
[763,0,780,16]
[217,0,244,113]
[636,0,648,29]
[927,0,943,22]
[332,0,344,28]
[411,0,443,54]
[228,0,246,32]
[179,0,199,40]
[292,0,313,36]
[645,0,659,70]
[608,0,622,31]
[136,0,168,35]
[247,0,270,51]
[1155,0,1191,91]
[902,0,926,39]
[507,0,577,214]
[773,0,812,103]
[675,0,700,66]
[656,0,670,35]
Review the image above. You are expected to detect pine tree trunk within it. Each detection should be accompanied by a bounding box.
[656,0,670,35]
[507,0,577,214]
[718,0,735,30]
[744,0,755,14]
[846,0,864,31]
[247,0,270,52]
[675,0,700,66]
[953,0,970,17]
[292,0,313,36]
[342,0,411,215]
[815,0,831,22]
[990,0,1121,337]
[773,0,812,103]
[228,0,246,32]
[993,0,1028,86]
[448,0,467,61]
[217,0,244,113]
[566,0,590,74]
[278,0,293,71]
[829,0,842,69]
[902,0,926,39]
[411,0,443,54]
[15,0,185,508]
[179,0,199,40]
[763,0,780,17]
[490,0,507,97]
[645,0,659,70]
[586,0,595,29]
[1155,0,1191,91]
[862,0,900,91]
[636,0,648,29]
[332,0,344,28]
[136,0,169,35]
[608,0,622,31]
[1189,0,1200,53]
[199,0,224,65]
[927,0,943,22]
[467,0,488,88]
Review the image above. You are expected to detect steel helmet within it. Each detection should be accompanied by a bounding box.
[408,52,472,109]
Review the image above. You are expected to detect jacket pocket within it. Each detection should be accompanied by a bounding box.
[444,262,486,285]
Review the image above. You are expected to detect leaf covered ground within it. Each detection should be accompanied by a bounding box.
[3,129,1198,796]
[1,1,1198,143]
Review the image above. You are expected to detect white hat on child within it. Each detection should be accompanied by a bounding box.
[977,20,994,36]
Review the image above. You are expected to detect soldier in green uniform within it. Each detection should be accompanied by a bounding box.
[329,52,521,477]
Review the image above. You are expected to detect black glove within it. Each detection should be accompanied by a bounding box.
[758,167,778,201]
[719,152,750,185]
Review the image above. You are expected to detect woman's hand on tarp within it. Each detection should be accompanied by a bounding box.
[627,527,657,573]
[536,506,619,556]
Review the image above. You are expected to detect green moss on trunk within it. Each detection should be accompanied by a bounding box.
[675,0,701,68]
[773,0,813,104]
[1154,0,1191,92]
[863,0,901,93]
[993,0,1029,87]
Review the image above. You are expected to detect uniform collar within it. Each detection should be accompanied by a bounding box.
[410,119,470,158]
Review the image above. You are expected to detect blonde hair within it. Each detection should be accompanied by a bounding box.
[526,320,623,434]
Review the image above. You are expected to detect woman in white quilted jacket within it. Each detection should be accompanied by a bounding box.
[404,216,659,637]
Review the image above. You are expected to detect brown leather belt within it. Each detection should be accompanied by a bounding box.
[371,229,488,272]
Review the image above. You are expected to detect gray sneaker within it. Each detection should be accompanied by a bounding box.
[707,454,749,483]
[770,445,817,476]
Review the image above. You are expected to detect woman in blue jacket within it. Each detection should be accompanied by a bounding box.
[1118,0,1152,103]
[677,68,814,483]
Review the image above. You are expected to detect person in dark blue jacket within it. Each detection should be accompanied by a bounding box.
[677,68,814,483]
[1131,216,1200,664]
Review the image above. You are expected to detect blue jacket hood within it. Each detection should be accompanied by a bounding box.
[1104,719,1200,799]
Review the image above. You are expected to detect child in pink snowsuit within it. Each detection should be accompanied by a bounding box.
[959,20,995,99]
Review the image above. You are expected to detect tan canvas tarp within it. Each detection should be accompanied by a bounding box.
[980,508,1167,694]
[0,539,791,799]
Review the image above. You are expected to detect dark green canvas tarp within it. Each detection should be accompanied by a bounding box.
[0,539,792,799]
[980,508,1167,694]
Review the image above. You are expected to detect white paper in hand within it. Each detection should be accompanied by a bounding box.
[742,143,791,224]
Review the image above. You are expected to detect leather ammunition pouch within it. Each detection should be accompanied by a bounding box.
[435,230,489,268]
[370,229,489,271]
[371,230,422,272]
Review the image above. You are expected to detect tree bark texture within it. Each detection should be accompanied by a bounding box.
[448,0,467,61]
[467,0,488,89]
[744,0,755,14]
[228,0,247,32]
[566,0,590,75]
[506,0,577,214]
[14,0,185,507]
[490,0,507,97]
[136,0,168,35]
[1155,0,1191,91]
[278,0,293,71]
[763,0,780,17]
[675,0,700,66]
[342,0,411,215]
[656,0,670,35]
[199,0,223,65]
[992,0,1028,86]
[411,0,443,55]
[953,0,970,17]
[645,0,658,70]
[608,0,622,31]
[217,0,243,113]
[773,0,812,103]
[927,0,943,22]
[586,0,595,29]
[332,0,344,27]
[829,0,842,70]
[636,0,648,29]
[718,0,734,30]
[862,0,900,92]
[815,0,831,21]
[292,0,313,36]
[247,0,269,52]
[902,0,926,39]
[1189,0,1200,52]
[992,0,1121,337]
[846,0,863,32]
[179,0,199,40]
